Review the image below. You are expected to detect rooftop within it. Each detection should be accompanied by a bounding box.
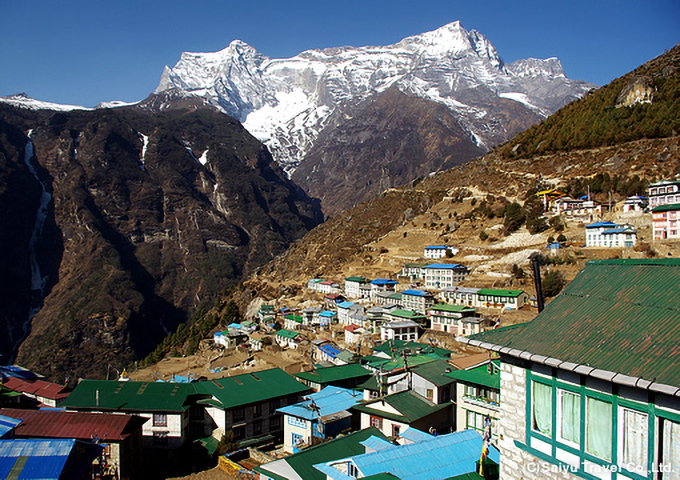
[277,386,362,421]
[445,361,501,390]
[353,390,450,424]
[255,427,387,480]
[400,289,433,297]
[460,259,680,394]
[294,364,371,385]
[0,408,147,442]
[313,429,499,480]
[476,288,525,297]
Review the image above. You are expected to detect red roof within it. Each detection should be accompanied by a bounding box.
[0,408,147,442]
[344,324,361,333]
[2,377,70,401]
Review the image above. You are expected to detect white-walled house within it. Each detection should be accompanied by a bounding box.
[277,386,362,453]
[381,320,419,342]
[344,276,370,299]
[585,221,637,248]
[399,289,436,314]
[424,245,458,259]
[648,179,680,207]
[440,286,479,307]
[422,263,469,289]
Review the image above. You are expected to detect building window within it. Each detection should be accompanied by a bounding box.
[270,415,281,430]
[253,403,262,418]
[557,389,580,446]
[660,418,680,476]
[532,381,552,436]
[392,425,401,437]
[253,420,262,435]
[233,426,245,440]
[370,416,383,429]
[348,463,359,478]
[233,407,245,422]
[153,413,168,427]
[426,389,433,401]
[619,407,647,472]
[291,433,303,448]
[152,431,168,446]
[585,396,612,461]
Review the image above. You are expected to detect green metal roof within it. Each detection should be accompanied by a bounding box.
[195,368,311,409]
[429,304,477,314]
[410,359,458,386]
[354,390,450,423]
[476,288,525,297]
[275,329,300,339]
[651,202,680,213]
[61,379,196,412]
[445,361,501,390]
[294,364,371,384]
[255,427,387,480]
[388,309,428,320]
[373,340,453,360]
[345,276,369,283]
[465,259,680,389]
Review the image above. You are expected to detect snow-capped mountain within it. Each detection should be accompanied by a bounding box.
[154,21,596,174]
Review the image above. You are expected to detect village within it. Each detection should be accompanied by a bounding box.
[0,180,679,480]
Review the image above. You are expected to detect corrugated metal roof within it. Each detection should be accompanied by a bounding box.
[294,364,371,384]
[195,368,311,409]
[0,438,103,480]
[277,386,362,420]
[0,408,146,442]
[313,429,498,480]
[465,259,680,389]
[61,379,196,412]
[255,427,387,480]
[2,377,69,401]
[354,390,450,423]
[0,415,21,438]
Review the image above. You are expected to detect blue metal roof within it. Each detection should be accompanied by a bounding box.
[0,439,103,480]
[424,245,449,250]
[317,343,343,358]
[400,289,431,296]
[0,415,22,438]
[313,430,499,480]
[337,301,355,309]
[423,263,464,269]
[277,386,362,421]
[585,221,617,228]
[319,311,337,317]
[371,279,398,285]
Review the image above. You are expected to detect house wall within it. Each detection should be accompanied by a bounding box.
[282,415,312,453]
[139,411,186,450]
[455,382,500,443]
[499,358,680,480]
[359,411,409,438]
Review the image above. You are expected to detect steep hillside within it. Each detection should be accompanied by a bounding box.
[0,105,321,380]
[291,87,489,217]
[213,46,680,319]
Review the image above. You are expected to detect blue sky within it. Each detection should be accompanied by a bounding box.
[1,0,678,107]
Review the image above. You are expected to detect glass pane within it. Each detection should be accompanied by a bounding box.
[621,408,647,471]
[586,397,612,461]
[662,419,680,480]
[532,381,552,436]
[560,390,580,444]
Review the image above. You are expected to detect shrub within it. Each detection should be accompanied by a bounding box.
[542,269,566,297]
[479,230,489,241]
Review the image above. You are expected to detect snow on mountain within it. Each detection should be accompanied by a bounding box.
[155,21,596,174]
[0,93,91,112]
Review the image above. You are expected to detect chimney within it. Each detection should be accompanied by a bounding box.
[529,253,545,313]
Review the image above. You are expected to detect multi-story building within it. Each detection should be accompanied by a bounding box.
[648,179,680,207]
[457,258,680,480]
[440,286,480,307]
[344,276,370,299]
[422,263,469,289]
[475,288,528,310]
[424,245,459,259]
[585,221,637,248]
[400,289,436,314]
[652,203,680,240]
[445,359,501,443]
[428,303,484,335]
